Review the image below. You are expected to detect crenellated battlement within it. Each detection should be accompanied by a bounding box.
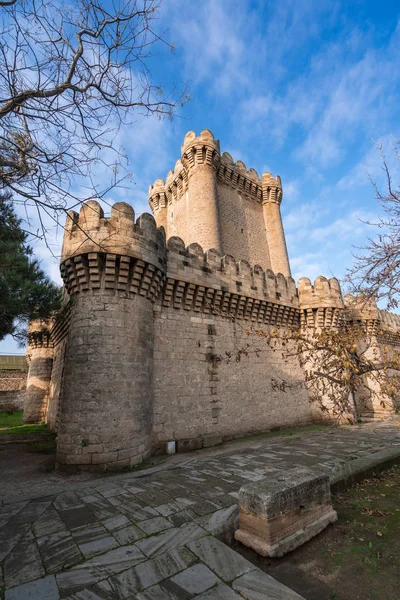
[181,129,220,170]
[378,309,400,332]
[27,319,54,351]
[298,276,343,308]
[217,152,263,204]
[148,130,282,215]
[298,276,344,328]
[60,200,167,302]
[61,200,166,262]
[61,202,366,331]
[343,295,380,329]
[163,236,299,325]
[261,172,283,205]
[59,200,302,325]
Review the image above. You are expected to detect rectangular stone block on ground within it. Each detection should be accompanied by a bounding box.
[234,465,337,557]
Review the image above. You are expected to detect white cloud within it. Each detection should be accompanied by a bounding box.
[290,253,330,282]
[337,135,400,191]
[309,210,375,243]
[295,24,400,166]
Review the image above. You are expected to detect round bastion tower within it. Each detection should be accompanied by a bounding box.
[181,130,222,252]
[56,201,166,472]
[262,173,291,278]
[22,319,54,424]
[149,130,222,253]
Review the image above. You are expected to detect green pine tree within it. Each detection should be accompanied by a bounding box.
[0,192,61,342]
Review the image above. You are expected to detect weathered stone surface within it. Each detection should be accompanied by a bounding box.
[169,563,219,594]
[108,547,196,597]
[232,569,305,599]
[2,421,400,600]
[59,506,97,530]
[65,579,118,599]
[138,516,174,536]
[193,583,242,599]
[177,439,203,453]
[135,585,173,600]
[137,523,207,558]
[5,575,59,600]
[115,498,159,522]
[37,530,82,573]
[235,466,337,557]
[102,514,130,532]
[187,536,254,582]
[237,466,331,518]
[56,545,145,596]
[54,492,85,511]
[113,524,146,545]
[0,502,28,530]
[202,435,223,448]
[71,523,110,546]
[78,536,118,559]
[195,505,238,538]
[33,506,66,538]
[4,531,45,588]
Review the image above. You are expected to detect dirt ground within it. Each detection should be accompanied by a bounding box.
[232,465,400,600]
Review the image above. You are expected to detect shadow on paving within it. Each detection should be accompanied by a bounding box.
[0,420,399,599]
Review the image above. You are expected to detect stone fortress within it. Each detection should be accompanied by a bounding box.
[22,130,400,472]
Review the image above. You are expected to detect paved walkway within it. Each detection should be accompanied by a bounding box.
[1,420,400,599]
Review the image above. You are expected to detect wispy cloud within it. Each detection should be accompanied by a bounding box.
[3,1,399,354]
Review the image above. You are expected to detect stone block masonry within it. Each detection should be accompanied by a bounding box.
[153,311,311,448]
[235,466,337,557]
[22,129,400,472]
[0,356,27,412]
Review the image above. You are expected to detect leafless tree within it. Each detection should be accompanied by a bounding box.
[262,322,400,424]
[347,139,400,310]
[0,0,188,238]
[208,304,400,425]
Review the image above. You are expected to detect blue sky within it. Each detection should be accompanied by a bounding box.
[2,0,400,354]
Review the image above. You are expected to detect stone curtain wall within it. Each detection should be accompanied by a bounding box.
[152,237,311,447]
[0,356,27,413]
[153,309,311,449]
[0,356,27,395]
[0,390,25,412]
[0,370,27,391]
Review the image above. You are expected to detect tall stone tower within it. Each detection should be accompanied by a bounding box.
[149,130,291,277]
[55,200,166,471]
[22,320,54,424]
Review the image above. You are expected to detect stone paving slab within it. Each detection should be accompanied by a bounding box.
[1,420,400,599]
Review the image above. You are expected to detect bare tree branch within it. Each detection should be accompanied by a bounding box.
[0,0,189,238]
[346,138,400,309]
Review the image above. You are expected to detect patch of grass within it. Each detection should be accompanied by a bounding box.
[0,411,48,435]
